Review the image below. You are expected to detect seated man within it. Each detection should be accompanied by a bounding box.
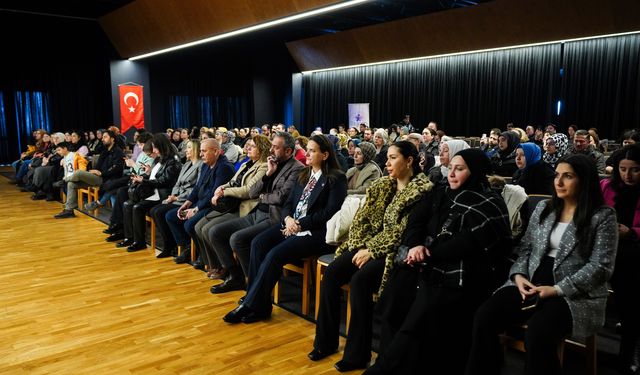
[208,131,304,294]
[166,138,234,263]
[54,130,124,218]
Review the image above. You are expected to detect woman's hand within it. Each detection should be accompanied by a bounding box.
[282,216,300,237]
[530,285,558,299]
[352,249,372,268]
[514,274,538,300]
[131,175,143,183]
[125,158,136,168]
[211,186,224,205]
[406,245,430,266]
[619,223,631,238]
[166,195,177,203]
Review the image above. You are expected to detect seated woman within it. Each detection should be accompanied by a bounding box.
[600,144,640,374]
[148,140,202,257]
[119,133,182,252]
[465,154,618,375]
[427,139,469,184]
[196,135,269,279]
[222,134,347,324]
[345,141,382,195]
[310,141,432,372]
[512,142,555,195]
[542,133,569,171]
[490,131,520,177]
[365,148,511,375]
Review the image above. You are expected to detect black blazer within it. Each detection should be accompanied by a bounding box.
[142,156,182,200]
[281,170,347,234]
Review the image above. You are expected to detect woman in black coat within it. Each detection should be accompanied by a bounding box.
[222,134,348,324]
[121,133,182,252]
[491,131,520,177]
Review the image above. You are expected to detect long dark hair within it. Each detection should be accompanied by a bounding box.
[298,134,342,184]
[153,132,178,162]
[609,144,640,192]
[390,140,421,177]
[540,153,604,241]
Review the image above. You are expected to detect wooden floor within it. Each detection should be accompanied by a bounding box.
[0,174,348,374]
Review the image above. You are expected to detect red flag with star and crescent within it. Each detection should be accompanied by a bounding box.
[119,85,144,134]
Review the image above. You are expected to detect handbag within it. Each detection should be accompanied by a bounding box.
[127,181,155,203]
[212,196,241,214]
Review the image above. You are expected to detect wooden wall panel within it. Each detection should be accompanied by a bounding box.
[99,0,341,58]
[287,0,640,71]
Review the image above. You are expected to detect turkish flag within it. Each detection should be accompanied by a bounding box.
[119,85,144,134]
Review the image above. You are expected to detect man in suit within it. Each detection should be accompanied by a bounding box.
[209,131,305,293]
[166,138,234,264]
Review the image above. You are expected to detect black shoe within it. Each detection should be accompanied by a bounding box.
[106,232,125,242]
[191,257,205,270]
[45,194,56,201]
[116,239,134,248]
[52,180,65,189]
[241,311,270,324]
[126,242,147,252]
[308,348,337,362]
[211,269,246,294]
[20,184,36,192]
[103,224,122,235]
[32,191,47,200]
[238,295,246,305]
[223,305,252,324]
[334,360,368,372]
[173,251,191,264]
[54,210,75,219]
[156,251,174,258]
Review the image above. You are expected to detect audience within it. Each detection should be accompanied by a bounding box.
[512,142,555,195]
[542,132,569,170]
[345,142,382,195]
[490,131,520,177]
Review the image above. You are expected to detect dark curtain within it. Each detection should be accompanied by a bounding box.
[0,92,8,163]
[14,91,52,146]
[304,44,560,136]
[561,34,640,140]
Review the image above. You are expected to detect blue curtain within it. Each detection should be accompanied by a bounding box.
[14,91,51,148]
[0,92,9,163]
[169,96,190,130]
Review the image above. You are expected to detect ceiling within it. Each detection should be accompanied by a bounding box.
[1,0,491,46]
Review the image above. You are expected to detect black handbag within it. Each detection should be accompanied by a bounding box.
[127,182,155,203]
[212,196,241,214]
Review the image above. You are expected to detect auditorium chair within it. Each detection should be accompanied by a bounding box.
[273,257,315,316]
[145,215,156,250]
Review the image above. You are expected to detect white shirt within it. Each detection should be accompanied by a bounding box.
[63,152,76,178]
[295,169,323,237]
[548,222,569,258]
[145,163,163,201]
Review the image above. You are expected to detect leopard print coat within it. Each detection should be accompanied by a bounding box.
[336,173,432,295]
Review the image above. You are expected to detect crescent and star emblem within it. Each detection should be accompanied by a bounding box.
[123,92,139,113]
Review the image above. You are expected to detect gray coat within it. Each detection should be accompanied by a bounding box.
[171,159,202,202]
[503,200,618,340]
[345,161,382,194]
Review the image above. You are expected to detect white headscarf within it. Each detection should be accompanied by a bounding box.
[440,139,471,176]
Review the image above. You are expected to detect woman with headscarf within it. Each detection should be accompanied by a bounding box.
[542,133,569,170]
[345,141,382,195]
[364,148,512,375]
[512,142,555,195]
[490,131,520,177]
[427,139,470,185]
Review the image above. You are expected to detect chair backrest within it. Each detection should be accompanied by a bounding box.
[527,194,552,217]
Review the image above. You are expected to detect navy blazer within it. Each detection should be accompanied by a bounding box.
[281,170,347,234]
[187,155,235,210]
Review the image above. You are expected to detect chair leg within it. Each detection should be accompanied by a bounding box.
[301,260,311,315]
[345,289,351,334]
[190,238,196,262]
[315,263,324,320]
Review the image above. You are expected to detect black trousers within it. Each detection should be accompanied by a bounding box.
[109,186,129,227]
[242,225,334,315]
[611,240,640,367]
[314,250,384,365]
[149,202,180,252]
[465,257,573,375]
[368,272,479,375]
[123,198,160,243]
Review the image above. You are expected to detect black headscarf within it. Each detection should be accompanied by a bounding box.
[499,131,520,157]
[452,148,492,192]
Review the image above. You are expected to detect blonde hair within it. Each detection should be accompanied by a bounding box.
[188,139,201,161]
[252,134,271,162]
